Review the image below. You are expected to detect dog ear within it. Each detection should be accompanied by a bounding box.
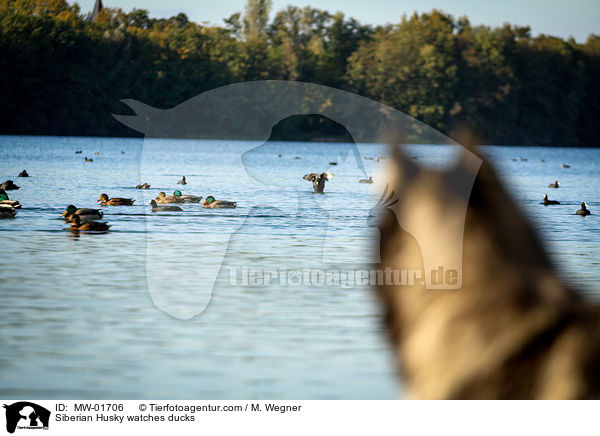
[112,99,164,135]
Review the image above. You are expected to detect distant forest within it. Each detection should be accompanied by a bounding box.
[1,0,599,145]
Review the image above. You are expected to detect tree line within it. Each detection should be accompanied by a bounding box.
[1,0,599,145]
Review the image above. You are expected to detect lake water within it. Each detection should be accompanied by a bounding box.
[0,135,598,399]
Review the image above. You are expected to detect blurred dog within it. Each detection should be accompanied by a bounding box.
[376,136,600,399]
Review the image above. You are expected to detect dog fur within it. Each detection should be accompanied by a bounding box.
[376,140,600,399]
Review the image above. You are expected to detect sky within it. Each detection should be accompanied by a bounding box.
[74,0,599,42]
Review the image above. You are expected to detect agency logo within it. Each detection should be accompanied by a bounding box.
[3,402,50,434]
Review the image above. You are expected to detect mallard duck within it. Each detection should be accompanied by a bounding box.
[542,194,560,205]
[155,192,184,204]
[359,176,374,184]
[203,195,237,208]
[0,207,16,218]
[1,180,19,190]
[97,193,135,206]
[561,163,571,168]
[84,157,93,162]
[62,204,103,221]
[173,190,202,203]
[0,189,21,208]
[75,150,82,154]
[576,202,591,216]
[303,172,334,193]
[149,200,183,212]
[18,170,29,177]
[136,183,151,189]
[177,176,187,185]
[69,214,110,231]
[548,180,560,188]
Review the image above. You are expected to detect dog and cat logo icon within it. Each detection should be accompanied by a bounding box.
[3,402,50,434]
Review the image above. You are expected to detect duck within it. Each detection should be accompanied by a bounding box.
[329,162,338,166]
[97,193,135,206]
[172,190,202,203]
[149,200,183,212]
[1,180,19,190]
[576,202,591,216]
[75,150,82,154]
[359,176,374,184]
[542,194,560,205]
[203,195,237,209]
[155,192,184,204]
[61,205,103,221]
[84,157,93,162]
[548,180,560,188]
[94,152,100,155]
[303,172,334,193]
[561,163,570,168]
[0,189,21,208]
[136,183,151,189]
[69,214,110,232]
[0,207,17,218]
[18,170,29,177]
[177,176,187,185]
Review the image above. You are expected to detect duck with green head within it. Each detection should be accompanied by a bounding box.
[155,192,184,204]
[97,193,135,206]
[173,190,202,203]
[202,195,237,209]
[0,189,21,209]
[62,205,103,221]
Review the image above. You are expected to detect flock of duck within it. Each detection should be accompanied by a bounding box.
[0,156,592,229]
[541,177,591,216]
[0,172,237,232]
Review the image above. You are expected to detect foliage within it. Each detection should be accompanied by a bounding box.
[0,0,598,145]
